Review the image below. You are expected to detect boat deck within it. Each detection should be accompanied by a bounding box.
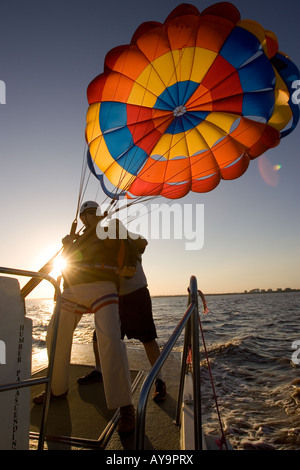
[30,344,182,450]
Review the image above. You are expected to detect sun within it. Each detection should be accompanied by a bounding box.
[51,256,67,279]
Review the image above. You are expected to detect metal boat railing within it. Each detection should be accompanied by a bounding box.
[0,267,61,450]
[136,275,202,450]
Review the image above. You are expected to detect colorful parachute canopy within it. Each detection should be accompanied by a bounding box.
[85,2,300,200]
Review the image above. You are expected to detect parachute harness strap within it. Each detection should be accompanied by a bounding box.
[194,290,228,450]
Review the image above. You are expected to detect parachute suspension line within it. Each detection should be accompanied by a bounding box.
[75,141,92,214]
[108,107,244,200]
[197,290,228,451]
[123,104,267,202]
[74,140,103,228]
[66,141,90,235]
[112,112,265,221]
[98,103,261,205]
[76,138,117,220]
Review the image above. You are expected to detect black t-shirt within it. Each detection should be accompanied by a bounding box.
[62,229,120,288]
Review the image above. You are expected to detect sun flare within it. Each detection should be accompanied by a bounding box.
[51,256,67,278]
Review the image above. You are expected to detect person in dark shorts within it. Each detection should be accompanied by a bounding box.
[78,238,167,403]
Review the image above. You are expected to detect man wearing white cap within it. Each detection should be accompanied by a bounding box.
[33,201,136,434]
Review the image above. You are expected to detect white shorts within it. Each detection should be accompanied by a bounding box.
[47,281,132,409]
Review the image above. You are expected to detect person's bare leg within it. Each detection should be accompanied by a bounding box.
[143,340,167,402]
[142,339,161,366]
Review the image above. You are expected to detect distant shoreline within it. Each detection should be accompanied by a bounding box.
[151,289,300,298]
[26,289,300,302]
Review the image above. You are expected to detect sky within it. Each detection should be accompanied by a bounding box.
[0,0,299,298]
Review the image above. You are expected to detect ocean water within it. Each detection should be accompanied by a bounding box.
[25,291,300,450]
